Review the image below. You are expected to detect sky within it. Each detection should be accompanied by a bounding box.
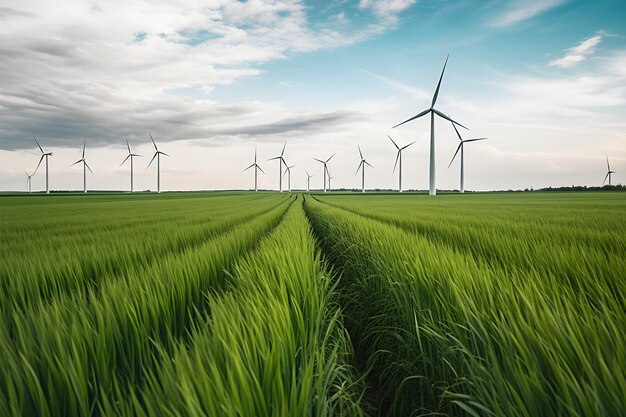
[0,0,625,192]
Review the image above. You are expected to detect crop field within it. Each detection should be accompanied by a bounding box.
[0,192,624,417]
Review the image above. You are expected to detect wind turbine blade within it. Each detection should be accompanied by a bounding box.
[448,143,463,169]
[149,132,158,150]
[305,170,310,177]
[254,147,257,163]
[82,140,86,158]
[401,141,416,150]
[35,155,45,174]
[388,135,400,150]
[147,152,158,168]
[120,154,131,166]
[281,142,286,157]
[355,160,363,176]
[326,154,335,163]
[393,151,400,173]
[464,138,488,143]
[244,163,255,171]
[358,145,363,160]
[258,165,266,174]
[602,172,610,185]
[391,109,430,129]
[607,156,610,171]
[313,158,324,163]
[431,55,449,108]
[85,161,93,173]
[131,153,143,157]
[34,137,44,153]
[433,109,468,130]
[365,161,373,168]
[451,120,463,141]
[126,138,131,153]
[160,152,171,157]
[71,159,83,166]
[268,156,281,161]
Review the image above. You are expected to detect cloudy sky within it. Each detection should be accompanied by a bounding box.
[1,0,625,192]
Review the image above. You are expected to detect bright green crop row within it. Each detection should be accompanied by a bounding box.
[103,197,366,417]
[305,193,625,417]
[0,193,294,416]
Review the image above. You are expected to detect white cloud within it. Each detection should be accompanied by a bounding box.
[358,0,416,24]
[490,0,568,28]
[548,34,602,68]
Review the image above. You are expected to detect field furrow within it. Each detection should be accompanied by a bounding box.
[102,196,367,417]
[304,195,625,417]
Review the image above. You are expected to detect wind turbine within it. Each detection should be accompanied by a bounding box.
[389,135,415,193]
[327,171,334,192]
[24,170,34,193]
[392,56,468,196]
[355,145,373,193]
[71,140,93,193]
[147,133,170,193]
[448,121,487,193]
[244,147,265,192]
[268,142,287,192]
[120,138,142,192]
[603,156,616,186]
[314,154,334,192]
[34,138,53,194]
[283,164,295,192]
[305,170,314,192]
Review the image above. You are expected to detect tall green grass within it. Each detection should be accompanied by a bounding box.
[305,193,625,417]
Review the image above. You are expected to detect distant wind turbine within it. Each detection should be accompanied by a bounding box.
[389,135,415,193]
[355,145,373,193]
[603,156,616,186]
[24,170,34,193]
[268,142,287,192]
[448,121,487,193]
[283,164,295,192]
[305,170,314,192]
[244,148,265,192]
[120,139,142,192]
[147,133,170,193]
[33,137,53,194]
[314,154,334,192]
[392,56,468,196]
[327,171,334,192]
[71,140,93,193]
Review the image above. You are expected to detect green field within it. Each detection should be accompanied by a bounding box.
[1,192,624,417]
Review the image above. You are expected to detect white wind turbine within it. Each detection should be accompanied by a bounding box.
[147,133,170,193]
[34,138,53,194]
[24,170,34,193]
[71,140,93,193]
[603,157,616,186]
[314,154,334,192]
[268,142,287,192]
[283,163,295,192]
[355,145,373,193]
[327,171,334,192]
[120,139,142,192]
[448,121,487,193]
[392,56,468,196]
[244,148,265,192]
[305,170,314,192]
[389,135,415,193]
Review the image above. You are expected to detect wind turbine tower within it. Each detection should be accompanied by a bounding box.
[389,135,415,193]
[305,170,314,192]
[269,142,287,192]
[147,133,170,193]
[447,121,487,193]
[120,139,142,192]
[355,145,373,192]
[314,154,334,192]
[283,164,295,192]
[34,138,53,194]
[71,140,93,193]
[603,157,616,186]
[392,56,468,196]
[244,148,265,191]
